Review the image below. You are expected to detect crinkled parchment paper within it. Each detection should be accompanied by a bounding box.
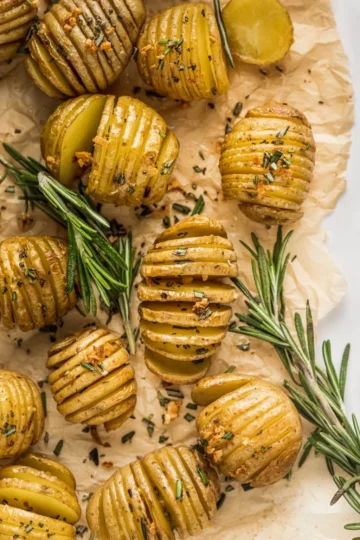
[0,0,355,537]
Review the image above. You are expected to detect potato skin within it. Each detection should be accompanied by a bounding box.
[0,370,45,460]
[138,216,238,384]
[25,0,145,97]
[47,327,137,431]
[0,0,37,62]
[87,445,220,540]
[137,2,229,101]
[192,373,303,487]
[0,453,79,538]
[0,236,77,332]
[87,95,179,206]
[220,101,316,225]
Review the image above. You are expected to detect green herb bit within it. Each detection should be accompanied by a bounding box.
[263,172,274,183]
[262,152,271,168]
[237,342,250,351]
[186,402,198,410]
[159,130,167,138]
[184,413,195,422]
[53,439,64,457]
[191,195,205,216]
[41,391,47,417]
[225,485,235,492]
[161,159,175,175]
[166,388,184,399]
[194,290,205,299]
[199,150,205,160]
[5,185,15,193]
[222,432,234,440]
[89,447,99,466]
[175,479,183,501]
[173,247,188,256]
[3,425,16,437]
[81,362,95,372]
[193,165,206,174]
[217,492,226,510]
[173,203,191,215]
[159,434,169,444]
[157,391,167,407]
[225,365,236,373]
[276,126,290,138]
[300,144,312,151]
[213,0,235,68]
[197,466,209,486]
[199,307,212,320]
[122,431,135,444]
[163,216,171,229]
[233,102,243,116]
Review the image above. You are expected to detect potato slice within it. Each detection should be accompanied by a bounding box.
[150,235,233,252]
[0,504,75,538]
[0,41,19,61]
[17,454,76,490]
[144,131,180,205]
[143,335,219,361]
[86,487,109,540]
[0,19,33,44]
[223,0,294,65]
[141,260,238,279]
[140,320,226,346]
[140,301,232,328]
[192,372,256,406]
[138,279,237,303]
[145,348,211,384]
[25,56,65,98]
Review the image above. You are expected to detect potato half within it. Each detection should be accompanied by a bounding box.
[192,373,303,487]
[47,327,137,432]
[138,215,238,384]
[25,0,145,97]
[0,236,77,331]
[0,453,80,538]
[0,0,38,63]
[220,101,316,225]
[222,0,294,65]
[41,94,179,202]
[87,445,220,540]
[0,370,44,460]
[137,2,229,101]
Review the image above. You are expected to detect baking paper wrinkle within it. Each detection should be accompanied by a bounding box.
[0,0,355,537]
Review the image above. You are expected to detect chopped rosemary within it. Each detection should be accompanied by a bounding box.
[184,413,195,422]
[225,484,235,492]
[186,403,198,410]
[199,307,212,320]
[122,431,135,444]
[197,466,209,486]
[175,479,183,502]
[89,447,99,466]
[222,432,234,440]
[53,439,64,457]
[193,165,206,174]
[217,492,226,510]
[173,247,188,256]
[199,150,205,160]
[276,126,290,138]
[3,425,16,437]
[191,195,205,216]
[264,172,275,183]
[166,388,184,399]
[225,365,236,373]
[159,434,169,444]
[173,203,191,215]
[161,159,175,175]
[194,290,205,299]
[163,216,171,228]
[213,0,235,68]
[41,391,47,417]
[233,102,243,116]
[157,38,184,70]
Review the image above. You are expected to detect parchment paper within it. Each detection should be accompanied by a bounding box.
[0,0,355,537]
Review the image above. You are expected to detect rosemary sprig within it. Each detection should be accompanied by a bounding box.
[0,144,139,350]
[230,227,360,530]
[213,0,235,68]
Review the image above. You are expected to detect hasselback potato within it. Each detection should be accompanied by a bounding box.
[138,216,238,384]
[0,370,44,460]
[87,445,220,540]
[0,453,80,539]
[137,3,229,101]
[0,0,37,63]
[192,373,303,487]
[42,95,180,204]
[220,101,316,225]
[25,0,145,98]
[47,327,137,432]
[0,236,77,331]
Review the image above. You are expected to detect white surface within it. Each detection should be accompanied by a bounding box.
[321,1,360,417]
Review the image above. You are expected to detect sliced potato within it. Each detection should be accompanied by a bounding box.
[220,101,316,225]
[145,348,211,385]
[25,55,65,99]
[0,504,75,538]
[192,372,256,406]
[223,0,294,65]
[141,260,238,279]
[138,279,237,303]
[0,371,44,460]
[194,373,303,487]
[16,453,76,490]
[140,320,226,346]
[155,215,227,243]
[143,335,219,361]
[0,41,20,62]
[140,301,232,328]
[137,2,229,101]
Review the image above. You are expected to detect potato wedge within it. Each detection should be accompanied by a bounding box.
[137,3,229,101]
[0,370,44,460]
[220,101,316,225]
[26,0,145,97]
[145,348,211,385]
[193,373,303,487]
[47,327,136,430]
[223,0,294,65]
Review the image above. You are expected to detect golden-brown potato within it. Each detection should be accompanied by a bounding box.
[41,94,180,203]
[0,453,80,539]
[0,0,38,63]
[0,370,44,460]
[220,102,316,225]
[192,373,303,487]
[0,236,77,331]
[87,445,220,540]
[138,215,238,384]
[222,0,294,65]
[47,327,137,432]
[137,3,229,101]
[25,0,146,97]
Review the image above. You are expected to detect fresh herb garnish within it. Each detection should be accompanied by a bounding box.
[191,195,205,216]
[197,466,209,486]
[122,431,135,444]
[173,203,191,215]
[53,439,64,457]
[175,479,183,501]
[213,0,235,68]
[222,432,234,440]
